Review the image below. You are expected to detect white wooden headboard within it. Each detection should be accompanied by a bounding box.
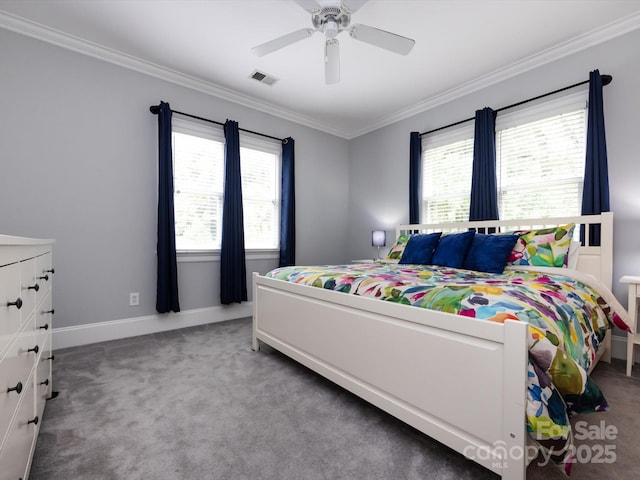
[397,212,613,290]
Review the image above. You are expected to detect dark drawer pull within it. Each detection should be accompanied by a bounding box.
[7,298,23,309]
[40,379,49,386]
[47,355,55,361]
[27,345,39,354]
[39,323,49,330]
[7,382,23,395]
[44,309,55,315]
[45,268,55,274]
[38,274,49,281]
[28,283,40,292]
[27,416,38,426]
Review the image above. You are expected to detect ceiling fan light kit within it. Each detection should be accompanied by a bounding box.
[252,0,415,84]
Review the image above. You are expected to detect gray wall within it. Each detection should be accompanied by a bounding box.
[347,28,640,327]
[3,24,639,336]
[0,29,350,328]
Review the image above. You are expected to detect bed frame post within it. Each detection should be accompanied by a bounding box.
[500,319,528,480]
[251,272,260,352]
[600,212,614,291]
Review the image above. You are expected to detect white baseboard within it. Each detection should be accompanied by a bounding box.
[52,303,253,350]
[52,308,633,362]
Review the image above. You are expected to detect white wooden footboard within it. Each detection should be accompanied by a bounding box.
[253,273,529,480]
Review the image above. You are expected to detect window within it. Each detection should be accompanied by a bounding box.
[421,92,586,223]
[172,124,223,250]
[239,136,280,249]
[495,99,586,220]
[172,118,280,251]
[422,126,474,223]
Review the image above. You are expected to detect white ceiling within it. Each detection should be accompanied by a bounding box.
[2,0,640,139]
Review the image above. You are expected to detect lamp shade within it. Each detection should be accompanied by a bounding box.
[372,230,386,247]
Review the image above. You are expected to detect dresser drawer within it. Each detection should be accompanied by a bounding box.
[0,375,37,480]
[0,319,36,451]
[0,263,22,358]
[34,252,52,309]
[35,334,52,418]
[19,259,38,323]
[34,290,53,334]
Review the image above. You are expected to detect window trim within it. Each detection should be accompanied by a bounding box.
[176,249,279,263]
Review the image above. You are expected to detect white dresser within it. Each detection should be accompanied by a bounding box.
[0,236,54,480]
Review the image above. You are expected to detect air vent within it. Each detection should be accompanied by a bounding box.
[250,70,279,86]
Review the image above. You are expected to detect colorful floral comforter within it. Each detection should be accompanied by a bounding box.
[265,262,630,474]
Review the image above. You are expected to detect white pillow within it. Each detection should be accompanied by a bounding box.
[567,241,581,270]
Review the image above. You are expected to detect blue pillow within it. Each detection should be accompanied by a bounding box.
[463,233,519,273]
[431,231,475,268]
[398,232,442,265]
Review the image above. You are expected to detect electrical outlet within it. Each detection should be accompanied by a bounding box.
[129,292,139,306]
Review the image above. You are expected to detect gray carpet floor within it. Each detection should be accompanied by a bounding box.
[30,318,640,480]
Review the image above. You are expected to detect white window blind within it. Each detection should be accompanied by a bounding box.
[172,130,224,250]
[171,119,280,251]
[422,137,473,223]
[239,138,280,250]
[496,108,586,220]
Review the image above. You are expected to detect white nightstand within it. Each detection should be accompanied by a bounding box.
[620,275,640,376]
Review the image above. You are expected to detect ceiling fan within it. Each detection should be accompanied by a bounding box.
[251,0,415,84]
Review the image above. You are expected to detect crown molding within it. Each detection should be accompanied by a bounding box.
[0,11,348,139]
[344,10,640,139]
[2,9,639,141]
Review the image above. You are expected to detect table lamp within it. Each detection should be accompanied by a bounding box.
[372,230,386,259]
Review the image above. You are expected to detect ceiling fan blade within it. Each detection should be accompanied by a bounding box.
[252,28,314,56]
[349,24,415,55]
[342,0,369,13]
[293,0,321,13]
[325,38,340,84]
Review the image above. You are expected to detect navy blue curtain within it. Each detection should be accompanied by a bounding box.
[581,69,610,246]
[220,120,247,304]
[279,137,296,267]
[409,131,422,224]
[156,101,180,313]
[469,107,499,222]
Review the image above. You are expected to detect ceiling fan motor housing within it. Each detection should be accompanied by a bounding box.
[312,6,351,37]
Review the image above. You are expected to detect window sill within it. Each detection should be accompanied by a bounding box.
[176,249,279,263]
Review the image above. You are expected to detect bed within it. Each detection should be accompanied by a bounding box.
[251,213,629,479]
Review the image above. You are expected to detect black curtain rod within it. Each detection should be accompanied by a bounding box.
[149,105,288,143]
[419,74,612,137]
